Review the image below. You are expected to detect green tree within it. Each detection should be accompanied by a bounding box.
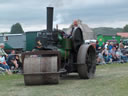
[10,23,24,34]
[123,24,128,32]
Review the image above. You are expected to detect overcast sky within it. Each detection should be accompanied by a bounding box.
[0,0,128,32]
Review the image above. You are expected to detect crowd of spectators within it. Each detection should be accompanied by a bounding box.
[0,43,22,75]
[96,41,128,65]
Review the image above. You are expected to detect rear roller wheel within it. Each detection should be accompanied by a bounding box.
[77,44,96,79]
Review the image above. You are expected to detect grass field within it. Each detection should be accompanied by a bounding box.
[1,63,128,96]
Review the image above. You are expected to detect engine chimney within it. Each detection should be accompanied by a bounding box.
[47,7,53,32]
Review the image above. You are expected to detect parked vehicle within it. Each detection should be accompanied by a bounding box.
[97,34,121,46]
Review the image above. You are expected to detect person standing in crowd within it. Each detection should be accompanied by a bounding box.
[105,42,109,50]
[102,48,109,62]
[6,50,18,70]
[15,55,22,69]
[96,48,106,64]
[110,46,118,61]
[116,48,128,63]
[0,43,8,58]
[0,43,12,74]
[96,41,101,52]
[108,42,113,51]
[119,41,124,50]
[0,55,12,74]
[101,42,105,50]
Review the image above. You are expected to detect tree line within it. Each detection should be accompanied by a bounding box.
[2,23,128,34]
[93,24,128,36]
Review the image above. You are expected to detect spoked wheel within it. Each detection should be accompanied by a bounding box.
[77,44,96,79]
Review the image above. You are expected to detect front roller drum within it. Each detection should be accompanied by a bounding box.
[77,44,96,79]
[24,72,60,85]
[22,51,61,85]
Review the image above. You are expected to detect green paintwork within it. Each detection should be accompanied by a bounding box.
[58,34,63,41]
[58,34,72,60]
[26,32,37,51]
[61,38,72,50]
[58,48,70,59]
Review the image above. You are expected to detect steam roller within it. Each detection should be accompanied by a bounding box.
[22,7,96,85]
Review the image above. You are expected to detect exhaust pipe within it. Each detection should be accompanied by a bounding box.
[47,7,54,32]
